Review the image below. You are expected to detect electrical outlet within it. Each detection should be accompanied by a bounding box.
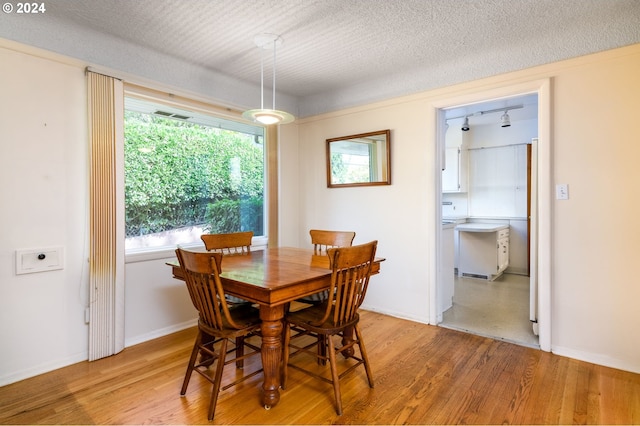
[556,183,569,200]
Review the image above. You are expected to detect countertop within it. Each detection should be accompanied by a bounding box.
[455,223,509,232]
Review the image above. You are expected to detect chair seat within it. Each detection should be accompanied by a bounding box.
[286,303,359,335]
[296,289,329,304]
[199,304,261,339]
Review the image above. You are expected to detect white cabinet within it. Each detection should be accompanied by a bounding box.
[456,223,509,281]
[442,147,467,193]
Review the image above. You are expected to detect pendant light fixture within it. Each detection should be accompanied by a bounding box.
[242,34,295,125]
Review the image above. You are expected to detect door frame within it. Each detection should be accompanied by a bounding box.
[430,78,551,352]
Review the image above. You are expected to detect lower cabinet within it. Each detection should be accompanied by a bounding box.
[457,223,510,281]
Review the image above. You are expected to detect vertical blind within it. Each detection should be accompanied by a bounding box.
[87,70,125,361]
[467,144,528,218]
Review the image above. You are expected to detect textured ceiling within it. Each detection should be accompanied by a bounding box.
[1,0,640,117]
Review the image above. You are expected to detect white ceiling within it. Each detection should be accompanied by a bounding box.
[2,0,640,118]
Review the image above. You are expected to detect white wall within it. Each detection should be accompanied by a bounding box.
[277,124,301,247]
[123,257,196,347]
[0,45,90,384]
[294,101,434,322]
[0,43,203,386]
[468,117,538,149]
[288,45,640,373]
[549,48,640,370]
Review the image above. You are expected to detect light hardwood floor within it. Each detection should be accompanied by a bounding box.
[1,310,638,424]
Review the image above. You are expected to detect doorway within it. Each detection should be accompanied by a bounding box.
[430,80,551,352]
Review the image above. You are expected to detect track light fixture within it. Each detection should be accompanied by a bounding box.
[501,110,511,127]
[448,104,523,131]
[461,116,470,132]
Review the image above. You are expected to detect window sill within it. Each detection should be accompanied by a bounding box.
[124,236,269,264]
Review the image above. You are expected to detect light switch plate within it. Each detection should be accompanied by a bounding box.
[16,247,64,275]
[556,183,569,200]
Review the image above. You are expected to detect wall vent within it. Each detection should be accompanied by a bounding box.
[154,110,191,120]
[462,272,489,280]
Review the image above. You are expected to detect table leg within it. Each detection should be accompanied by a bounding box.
[341,325,355,357]
[259,305,284,408]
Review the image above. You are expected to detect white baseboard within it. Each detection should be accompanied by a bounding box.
[552,345,640,374]
[0,351,87,387]
[124,318,198,348]
[360,304,430,325]
[1,318,198,387]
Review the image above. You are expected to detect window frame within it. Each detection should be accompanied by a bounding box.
[122,85,275,263]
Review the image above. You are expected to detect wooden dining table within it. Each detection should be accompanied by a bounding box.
[168,246,383,409]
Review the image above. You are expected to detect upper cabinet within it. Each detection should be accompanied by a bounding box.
[442,147,468,193]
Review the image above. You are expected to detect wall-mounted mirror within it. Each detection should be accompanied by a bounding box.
[326,129,391,188]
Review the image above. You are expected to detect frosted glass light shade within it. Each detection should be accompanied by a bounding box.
[243,108,295,125]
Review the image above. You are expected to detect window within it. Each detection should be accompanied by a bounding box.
[124,96,266,252]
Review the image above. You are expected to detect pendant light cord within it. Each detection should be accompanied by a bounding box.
[259,38,277,110]
[242,33,294,125]
[272,38,277,110]
[260,44,265,110]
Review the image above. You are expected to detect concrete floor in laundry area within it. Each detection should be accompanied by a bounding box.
[441,273,539,348]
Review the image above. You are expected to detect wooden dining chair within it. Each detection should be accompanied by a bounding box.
[201,231,253,305]
[298,229,356,304]
[294,229,357,361]
[200,231,255,366]
[282,241,378,415]
[176,248,262,421]
[309,229,356,255]
[201,231,253,255]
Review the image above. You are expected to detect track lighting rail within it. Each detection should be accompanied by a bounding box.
[446,104,523,122]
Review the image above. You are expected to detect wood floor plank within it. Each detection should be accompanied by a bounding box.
[1,311,638,424]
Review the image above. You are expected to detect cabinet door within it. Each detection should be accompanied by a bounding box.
[497,238,509,272]
[443,147,461,192]
[458,231,498,278]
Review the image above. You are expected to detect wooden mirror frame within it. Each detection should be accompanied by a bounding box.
[326,129,391,188]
